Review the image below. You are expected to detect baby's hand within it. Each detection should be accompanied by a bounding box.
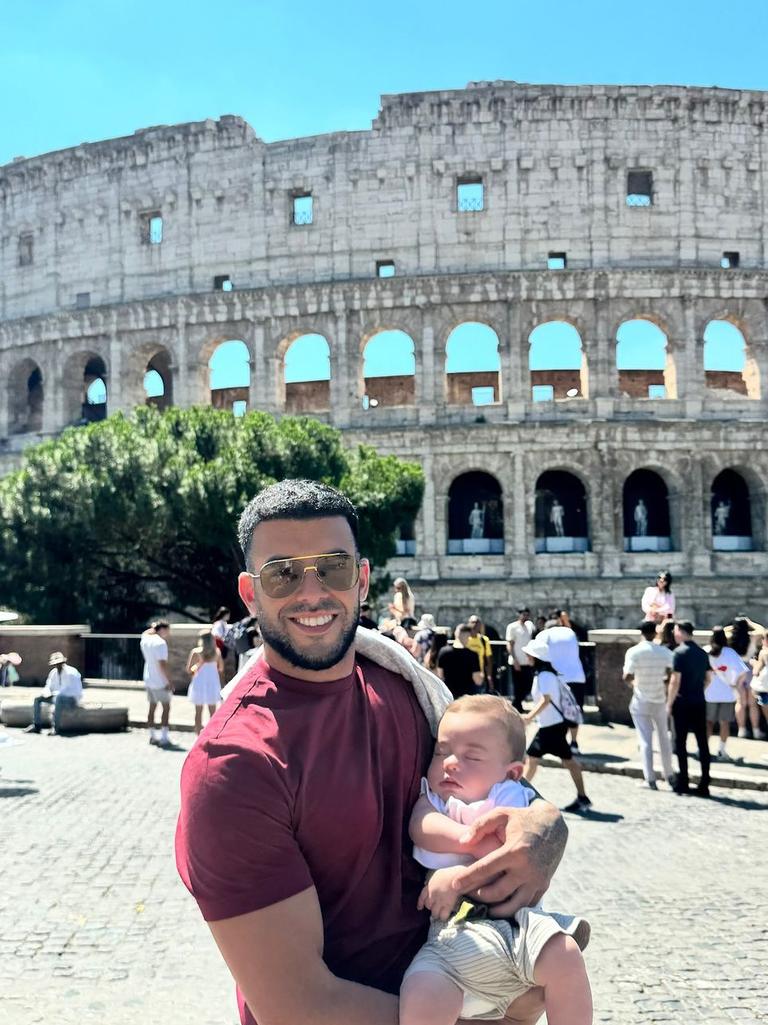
[417,867,464,921]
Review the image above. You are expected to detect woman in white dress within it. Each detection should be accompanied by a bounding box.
[641,570,676,624]
[388,577,415,624]
[186,630,223,735]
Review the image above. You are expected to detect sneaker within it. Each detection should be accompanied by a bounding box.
[737,727,749,739]
[718,751,737,763]
[569,742,580,754]
[637,780,658,790]
[755,730,768,742]
[22,724,40,734]
[563,795,592,813]
[149,732,159,745]
[694,785,711,798]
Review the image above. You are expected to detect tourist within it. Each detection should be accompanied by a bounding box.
[466,615,494,689]
[25,652,82,735]
[388,576,416,624]
[211,606,231,657]
[176,479,567,1025]
[140,620,173,746]
[641,570,676,624]
[0,650,21,687]
[412,613,437,664]
[657,618,676,651]
[401,694,592,1025]
[424,630,450,673]
[667,621,712,797]
[186,630,223,735]
[623,621,675,789]
[536,623,587,753]
[706,626,747,762]
[437,624,484,699]
[522,634,592,814]
[749,633,768,735]
[505,607,534,711]
[728,615,767,739]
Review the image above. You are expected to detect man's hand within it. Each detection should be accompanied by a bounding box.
[417,866,465,921]
[449,803,567,917]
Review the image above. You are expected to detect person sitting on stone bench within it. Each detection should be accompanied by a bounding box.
[24,652,83,735]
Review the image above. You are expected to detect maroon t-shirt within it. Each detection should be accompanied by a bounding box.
[175,654,433,1024]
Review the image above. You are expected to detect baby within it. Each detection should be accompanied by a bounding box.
[400,694,592,1025]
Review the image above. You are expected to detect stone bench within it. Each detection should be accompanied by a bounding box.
[0,700,129,733]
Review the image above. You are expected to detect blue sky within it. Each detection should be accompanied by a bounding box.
[3,0,759,387]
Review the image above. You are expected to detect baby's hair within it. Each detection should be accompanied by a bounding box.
[442,694,526,763]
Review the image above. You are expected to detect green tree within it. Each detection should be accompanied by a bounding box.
[0,407,423,628]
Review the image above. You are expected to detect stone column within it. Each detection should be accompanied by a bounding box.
[107,315,127,415]
[172,303,193,408]
[505,303,526,418]
[250,324,270,412]
[43,340,67,433]
[0,347,10,438]
[673,296,704,412]
[684,458,712,576]
[417,452,439,579]
[330,313,355,427]
[590,295,616,414]
[417,315,437,426]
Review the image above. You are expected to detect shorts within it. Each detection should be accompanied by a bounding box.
[567,681,587,709]
[706,701,735,723]
[755,690,768,708]
[146,687,172,705]
[402,904,590,1021]
[526,722,572,761]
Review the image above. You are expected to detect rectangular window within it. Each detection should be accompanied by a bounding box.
[721,251,739,269]
[232,400,247,417]
[376,260,395,278]
[18,233,33,267]
[648,384,666,399]
[292,193,313,225]
[471,386,495,406]
[532,384,555,402]
[213,275,233,291]
[141,212,163,244]
[457,177,484,212]
[75,292,91,309]
[626,171,653,207]
[547,252,567,270]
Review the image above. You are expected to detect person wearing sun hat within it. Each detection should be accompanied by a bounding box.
[0,650,22,687]
[26,651,83,735]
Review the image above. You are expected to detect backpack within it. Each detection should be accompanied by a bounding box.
[549,675,583,727]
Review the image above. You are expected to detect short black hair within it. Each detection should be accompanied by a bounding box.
[676,620,695,636]
[238,479,359,566]
[639,621,657,639]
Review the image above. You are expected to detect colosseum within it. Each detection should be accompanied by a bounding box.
[1,81,767,630]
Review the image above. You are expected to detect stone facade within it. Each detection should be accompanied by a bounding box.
[2,82,768,631]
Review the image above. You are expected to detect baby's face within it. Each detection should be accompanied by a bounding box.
[427,711,522,804]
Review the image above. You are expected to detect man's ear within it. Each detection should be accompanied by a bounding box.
[238,572,258,615]
[358,558,371,603]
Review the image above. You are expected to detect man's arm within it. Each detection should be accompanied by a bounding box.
[158,658,172,690]
[667,671,681,712]
[209,886,398,1025]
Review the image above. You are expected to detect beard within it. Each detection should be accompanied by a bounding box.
[255,597,360,672]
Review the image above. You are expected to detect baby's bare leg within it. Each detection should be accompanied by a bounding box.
[532,933,592,1025]
[400,971,463,1025]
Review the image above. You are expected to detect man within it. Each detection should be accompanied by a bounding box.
[539,622,587,752]
[176,480,567,1025]
[466,614,494,688]
[26,652,82,735]
[140,620,172,746]
[668,621,712,797]
[623,621,675,789]
[505,607,534,711]
[437,622,484,699]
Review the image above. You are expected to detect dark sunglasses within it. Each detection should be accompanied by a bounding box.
[248,552,360,599]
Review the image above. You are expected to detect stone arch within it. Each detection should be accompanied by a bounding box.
[281,332,331,413]
[528,321,587,401]
[616,316,676,399]
[534,469,590,553]
[7,358,44,434]
[711,468,754,551]
[62,350,109,425]
[361,329,416,408]
[208,339,251,414]
[143,347,174,410]
[703,320,759,399]
[444,322,501,406]
[447,471,504,555]
[622,468,672,552]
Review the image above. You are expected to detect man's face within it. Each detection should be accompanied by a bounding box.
[518,610,529,623]
[468,618,480,635]
[673,625,685,645]
[238,516,369,676]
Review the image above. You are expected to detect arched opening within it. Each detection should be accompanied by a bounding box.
[209,339,250,414]
[144,348,173,410]
[447,472,504,554]
[535,470,589,553]
[711,469,753,551]
[362,330,415,408]
[284,333,331,413]
[7,359,44,434]
[445,323,501,405]
[83,356,108,423]
[616,319,674,399]
[704,320,759,399]
[395,516,416,557]
[623,469,672,552]
[529,322,587,401]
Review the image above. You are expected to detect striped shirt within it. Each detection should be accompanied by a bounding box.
[623,640,674,703]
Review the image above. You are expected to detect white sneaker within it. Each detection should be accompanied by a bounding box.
[160,728,170,745]
[149,729,160,745]
[738,728,749,738]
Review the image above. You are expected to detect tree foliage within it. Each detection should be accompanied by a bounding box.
[0,407,424,628]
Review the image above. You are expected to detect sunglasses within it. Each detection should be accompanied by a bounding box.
[247,552,361,599]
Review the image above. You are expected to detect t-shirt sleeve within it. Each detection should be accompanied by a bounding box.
[489,779,533,809]
[672,649,684,672]
[663,648,675,669]
[158,639,169,660]
[505,623,514,642]
[175,741,312,922]
[622,649,634,676]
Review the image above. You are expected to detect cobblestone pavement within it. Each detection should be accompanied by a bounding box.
[1,727,766,1025]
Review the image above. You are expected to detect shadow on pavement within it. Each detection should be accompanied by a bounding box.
[709,793,768,811]
[568,809,624,823]
[156,741,189,753]
[0,786,39,798]
[577,753,630,764]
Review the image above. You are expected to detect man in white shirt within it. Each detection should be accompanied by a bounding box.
[140,620,173,746]
[623,621,675,789]
[539,623,587,752]
[505,607,534,712]
[27,652,83,735]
